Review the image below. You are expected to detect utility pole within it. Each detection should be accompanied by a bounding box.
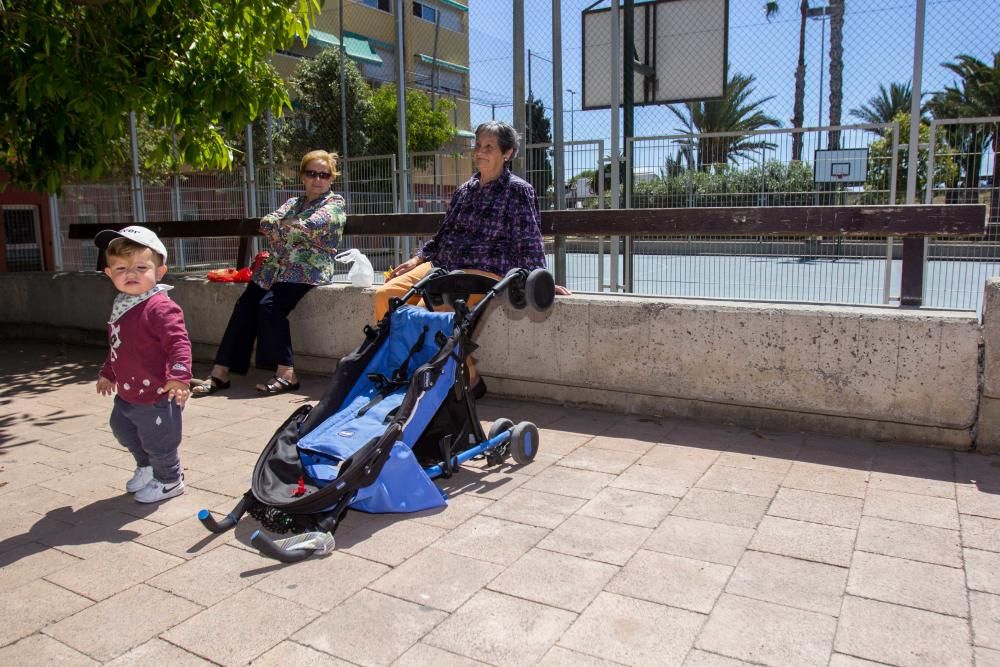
[512,0,526,176]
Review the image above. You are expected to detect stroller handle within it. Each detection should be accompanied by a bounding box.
[198,496,249,533]
[250,529,314,563]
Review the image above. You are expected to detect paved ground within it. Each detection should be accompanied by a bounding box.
[3,340,1000,666]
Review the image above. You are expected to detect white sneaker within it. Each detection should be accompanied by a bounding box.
[135,477,185,504]
[126,466,154,493]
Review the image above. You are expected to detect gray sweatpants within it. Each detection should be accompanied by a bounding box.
[109,395,183,483]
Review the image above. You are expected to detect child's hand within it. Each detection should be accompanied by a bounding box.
[162,380,191,407]
[96,376,115,396]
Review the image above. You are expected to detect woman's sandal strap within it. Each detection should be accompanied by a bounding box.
[192,376,230,395]
[258,376,300,394]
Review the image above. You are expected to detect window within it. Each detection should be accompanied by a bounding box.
[412,1,463,32]
[361,45,397,84]
[356,0,391,12]
[413,62,465,95]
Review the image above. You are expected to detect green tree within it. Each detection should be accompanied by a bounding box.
[366,84,456,160]
[864,112,959,204]
[826,0,845,149]
[765,1,811,161]
[850,81,913,127]
[668,71,781,172]
[926,52,1000,216]
[524,96,553,196]
[0,0,322,193]
[276,47,374,161]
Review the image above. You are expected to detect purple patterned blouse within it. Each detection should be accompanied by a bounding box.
[418,169,546,275]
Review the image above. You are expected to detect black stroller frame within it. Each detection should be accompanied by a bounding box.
[198,266,555,562]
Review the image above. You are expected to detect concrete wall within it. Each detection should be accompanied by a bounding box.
[0,271,988,451]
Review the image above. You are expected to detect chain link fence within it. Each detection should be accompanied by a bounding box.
[55,0,998,311]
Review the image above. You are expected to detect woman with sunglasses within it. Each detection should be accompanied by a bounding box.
[192,150,345,396]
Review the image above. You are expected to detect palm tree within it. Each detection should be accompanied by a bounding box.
[926,52,1000,218]
[850,81,913,126]
[826,0,845,149]
[765,1,810,162]
[669,71,782,172]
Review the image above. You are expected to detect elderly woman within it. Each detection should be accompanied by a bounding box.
[192,150,346,396]
[374,121,569,398]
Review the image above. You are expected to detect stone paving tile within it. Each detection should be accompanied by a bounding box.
[522,464,616,499]
[0,541,81,593]
[394,642,491,666]
[229,640,354,666]
[163,586,319,665]
[847,551,968,617]
[0,578,92,647]
[610,462,705,497]
[145,542,275,606]
[957,484,1000,520]
[962,513,1000,552]
[559,591,704,665]
[798,435,876,470]
[102,638,215,666]
[43,583,201,662]
[782,462,869,498]
[38,510,164,559]
[671,488,771,529]
[134,515,237,560]
[535,430,591,456]
[0,509,74,555]
[855,516,962,567]
[489,547,617,613]
[868,470,956,499]
[750,515,855,566]
[254,550,389,613]
[538,514,651,566]
[557,445,641,475]
[539,645,624,666]
[726,550,847,616]
[643,515,755,566]
[864,489,960,529]
[369,546,502,612]
[978,647,1000,667]
[433,514,548,565]
[828,653,894,666]
[637,443,720,472]
[336,512,448,567]
[435,466,531,501]
[684,649,758,666]
[970,591,1000,652]
[696,593,837,667]
[426,589,575,666]
[966,548,1000,595]
[410,491,493,531]
[696,464,785,498]
[480,487,585,529]
[608,549,731,613]
[834,595,972,666]
[583,433,657,455]
[767,487,864,529]
[576,486,677,527]
[714,450,795,474]
[0,634,97,665]
[43,541,184,601]
[294,588,447,665]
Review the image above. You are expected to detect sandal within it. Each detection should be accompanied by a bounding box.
[191,376,231,397]
[257,376,300,394]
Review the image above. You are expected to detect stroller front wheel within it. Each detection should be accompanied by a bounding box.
[510,421,539,465]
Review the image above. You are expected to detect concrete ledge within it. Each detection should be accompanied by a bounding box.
[0,271,984,449]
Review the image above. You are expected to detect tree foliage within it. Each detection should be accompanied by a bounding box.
[850,81,914,127]
[367,84,456,158]
[276,46,373,161]
[1,0,322,193]
[864,111,959,204]
[524,96,553,196]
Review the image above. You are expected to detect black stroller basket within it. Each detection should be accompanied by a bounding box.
[198,266,556,562]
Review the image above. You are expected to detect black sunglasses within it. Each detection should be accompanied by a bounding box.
[303,170,332,180]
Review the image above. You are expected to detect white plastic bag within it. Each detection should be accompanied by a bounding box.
[335,249,375,287]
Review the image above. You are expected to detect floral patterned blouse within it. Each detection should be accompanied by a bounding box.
[253,190,346,289]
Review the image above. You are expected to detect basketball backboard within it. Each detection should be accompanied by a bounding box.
[582,0,728,110]
[814,148,868,184]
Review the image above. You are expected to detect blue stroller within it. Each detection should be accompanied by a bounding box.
[198,267,556,562]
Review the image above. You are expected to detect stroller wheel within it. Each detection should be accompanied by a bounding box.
[488,418,514,440]
[486,418,514,466]
[525,269,556,312]
[510,421,539,465]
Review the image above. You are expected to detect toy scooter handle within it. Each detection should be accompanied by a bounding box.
[250,529,314,563]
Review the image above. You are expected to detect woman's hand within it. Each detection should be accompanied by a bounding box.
[388,256,424,279]
[555,285,572,296]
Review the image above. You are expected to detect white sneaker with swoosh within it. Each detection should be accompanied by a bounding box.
[135,477,185,504]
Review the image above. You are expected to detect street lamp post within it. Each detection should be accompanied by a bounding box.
[807,4,831,133]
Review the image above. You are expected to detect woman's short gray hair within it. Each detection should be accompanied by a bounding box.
[475,121,520,164]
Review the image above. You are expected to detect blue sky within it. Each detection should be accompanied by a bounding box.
[465,0,997,147]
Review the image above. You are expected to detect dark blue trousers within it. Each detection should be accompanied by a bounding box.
[214,281,314,374]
